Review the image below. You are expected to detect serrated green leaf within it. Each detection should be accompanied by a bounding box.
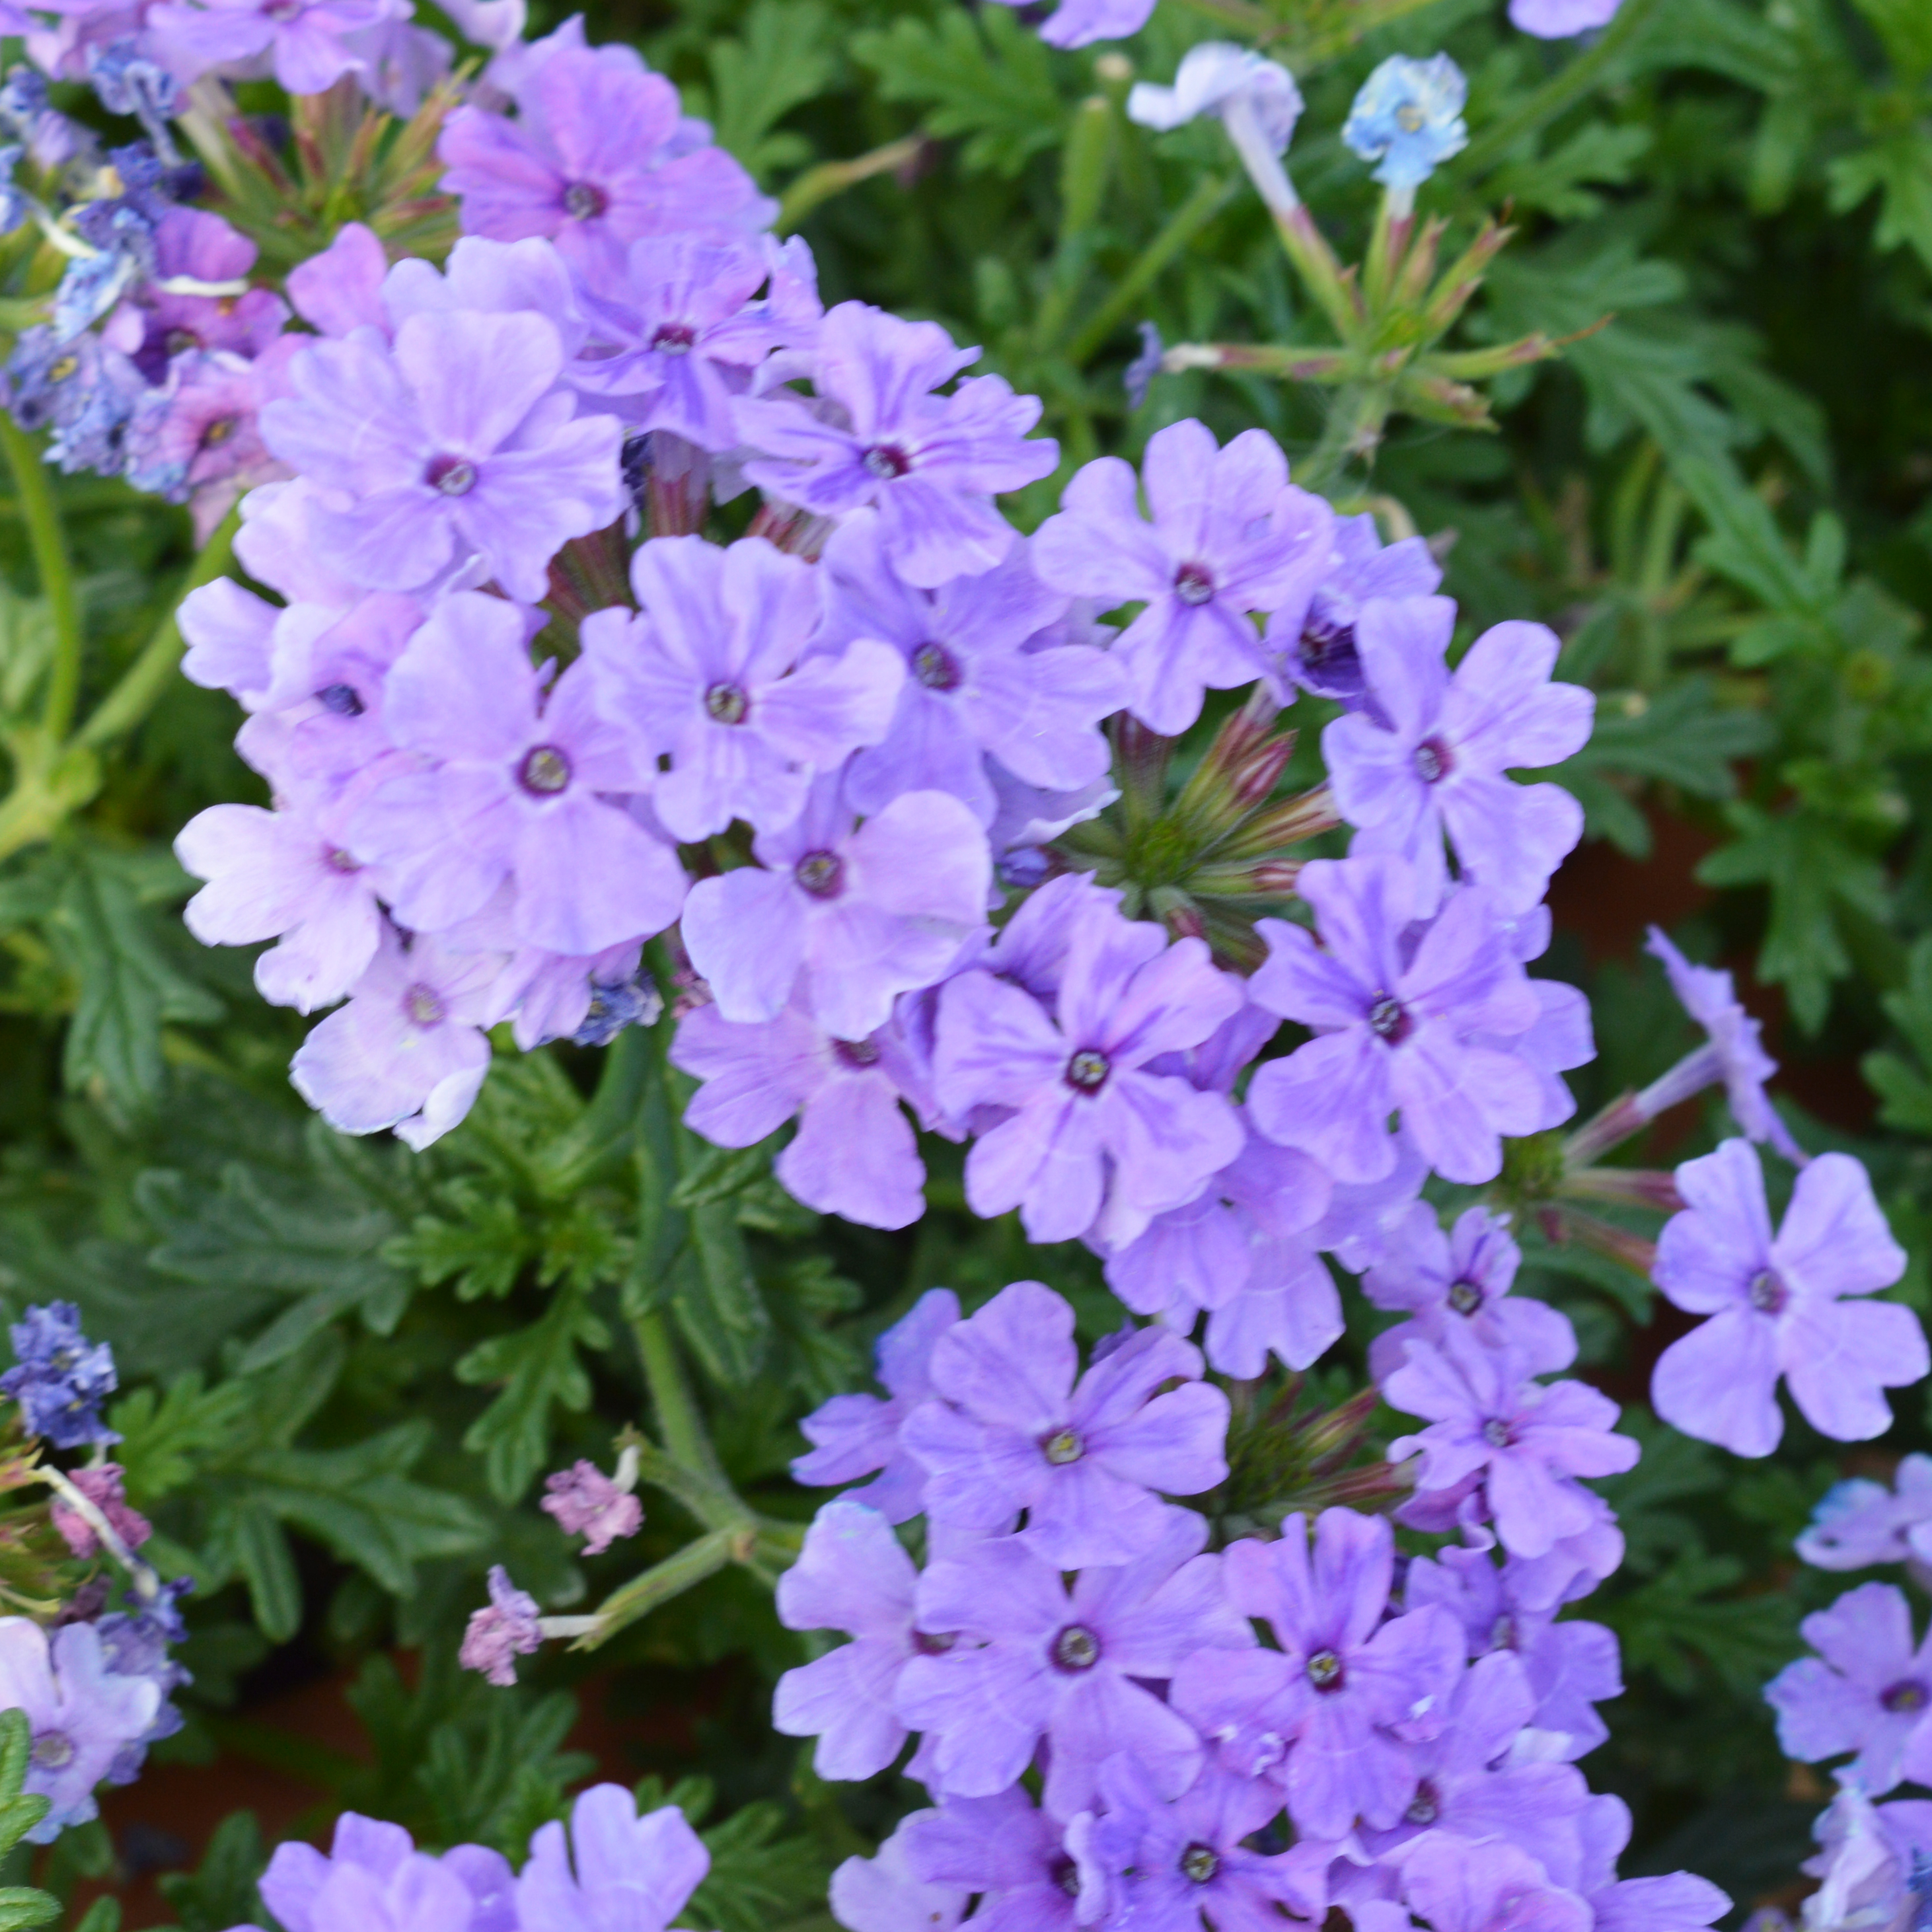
[1830,130,1932,276]
[457,1288,611,1501]
[670,1201,771,1388]
[154,1810,266,1932]
[67,1900,119,1932]
[220,1499,302,1643]
[670,1139,775,1210]
[688,1800,833,1932]
[708,0,836,185]
[111,1369,252,1506]
[0,1891,58,1932]
[385,1186,533,1300]
[0,1713,48,1862]
[1851,0,1932,79]
[1600,1546,1799,1697]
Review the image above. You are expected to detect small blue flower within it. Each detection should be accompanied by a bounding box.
[1123,320,1164,411]
[570,972,665,1048]
[0,1302,120,1449]
[1342,53,1469,192]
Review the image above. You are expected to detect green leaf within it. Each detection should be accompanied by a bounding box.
[0,1892,58,1932]
[457,1288,611,1501]
[219,1499,302,1643]
[1851,0,1932,81]
[385,1185,534,1301]
[1862,934,1932,1134]
[707,0,836,184]
[687,1801,833,1932]
[669,1139,776,1210]
[669,1201,772,1388]
[111,1369,252,1506]
[0,1712,49,1862]
[1600,1546,1799,1697]
[1829,130,1932,276]
[67,1902,119,1932]
[1490,121,1654,223]
[153,1811,267,1932]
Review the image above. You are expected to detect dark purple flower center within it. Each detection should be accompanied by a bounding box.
[650,322,696,356]
[1482,1418,1513,1448]
[1489,1614,1517,1652]
[1748,1269,1787,1314]
[1173,561,1216,607]
[563,179,607,221]
[404,983,445,1028]
[1065,1048,1111,1094]
[1368,994,1412,1044]
[862,443,912,480]
[166,326,201,357]
[834,1037,882,1070]
[1180,1843,1220,1884]
[912,641,961,691]
[1053,1623,1101,1672]
[1041,1428,1084,1466]
[200,414,238,449]
[1306,1647,1345,1691]
[1300,615,1353,667]
[912,1629,956,1656]
[704,681,749,725]
[1414,735,1452,784]
[1405,1780,1440,1826]
[1447,1278,1483,1316]
[1051,1857,1080,1898]
[795,850,845,899]
[426,453,477,496]
[519,745,572,796]
[30,1730,74,1769]
[262,0,301,19]
[316,681,363,716]
[324,847,360,875]
[1884,1680,1929,1714]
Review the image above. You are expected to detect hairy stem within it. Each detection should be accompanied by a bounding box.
[572,1526,749,1650]
[0,416,83,744]
[630,1308,731,1490]
[1064,173,1238,366]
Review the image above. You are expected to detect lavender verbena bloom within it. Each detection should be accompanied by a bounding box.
[737,301,1059,589]
[1765,1584,1932,1795]
[1323,598,1593,914]
[258,306,624,603]
[934,907,1244,1243]
[1641,926,1804,1162]
[148,0,403,94]
[1573,1794,1730,1932]
[124,350,282,530]
[290,927,501,1150]
[1341,55,1470,196]
[1068,1754,1328,1931]
[901,1789,1080,1932]
[1246,857,1544,1186]
[1266,513,1443,709]
[50,1464,151,1560]
[1168,1506,1463,1840]
[1386,1332,1639,1560]
[988,0,1154,49]
[792,1288,959,1522]
[829,1818,967,1932]
[1,1302,119,1448]
[901,1279,1229,1568]
[898,1505,1251,1818]
[1793,1786,1920,1932]
[1510,0,1621,36]
[258,1813,517,1932]
[1126,42,1304,215]
[0,1618,159,1839]
[175,798,385,1014]
[459,1566,542,1688]
[817,511,1122,825]
[673,999,932,1232]
[541,1462,641,1556]
[1382,1833,1590,1932]
[681,778,989,1041]
[1651,1139,1924,1458]
[347,591,687,955]
[1032,420,1333,735]
[1364,1203,1577,1383]
[582,533,902,844]
[104,207,286,382]
[1799,1457,1932,1571]
[774,1499,931,1781]
[439,44,767,287]
[517,1784,708,1932]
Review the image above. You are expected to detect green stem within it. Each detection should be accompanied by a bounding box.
[1063,174,1238,366]
[1297,382,1394,494]
[778,135,926,233]
[0,416,82,743]
[76,500,241,751]
[630,1308,729,1487]
[1458,0,1667,178]
[574,1527,745,1649]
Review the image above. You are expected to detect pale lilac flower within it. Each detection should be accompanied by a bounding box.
[1323,600,1592,914]
[901,1279,1229,1568]
[148,0,401,94]
[124,351,281,523]
[259,1813,420,1931]
[459,1566,542,1688]
[1,1303,119,1448]
[0,1618,160,1839]
[792,1288,960,1522]
[176,799,384,1014]
[1341,55,1470,193]
[285,221,389,339]
[829,1819,966,1932]
[988,0,1153,48]
[1127,43,1303,149]
[898,1506,1250,1818]
[1265,515,1442,708]
[774,1499,928,1781]
[583,534,901,844]
[1799,1458,1932,1571]
[439,44,766,285]
[1389,1833,1590,1932]
[104,207,286,380]
[1032,420,1333,734]
[1364,1203,1577,1382]
[347,591,685,955]
[1245,856,1543,1186]
[1772,1582,1932,1795]
[1386,1333,1639,1560]
[817,513,1122,824]
[1511,0,1621,35]
[50,1465,151,1560]
[674,1000,930,1232]
[517,1784,708,1932]
[1068,1754,1328,1931]
[737,301,1059,589]
[540,1462,641,1556]
[901,1789,1079,1931]
[1651,1140,1923,1458]
[1793,1786,1916,1932]
[934,909,1244,1244]
[259,309,624,603]
[289,928,501,1150]
[1573,1795,1730,1932]
[682,780,989,1041]
[1170,1506,1463,1839]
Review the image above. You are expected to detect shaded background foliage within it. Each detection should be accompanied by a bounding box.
[2,0,1932,1923]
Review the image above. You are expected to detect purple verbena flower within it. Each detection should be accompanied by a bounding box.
[900,1789,1080,1931]
[988,0,1154,48]
[737,301,1059,589]
[123,351,281,529]
[1384,1833,1590,1932]
[1323,600,1593,914]
[1573,1794,1730,1932]
[1798,1457,1932,1571]
[50,1465,151,1560]
[933,907,1244,1244]
[1,1302,119,1448]
[516,1783,708,1932]
[1510,0,1621,35]
[149,0,403,92]
[1245,856,1544,1186]
[829,1818,967,1932]
[1651,1139,1923,1458]
[105,207,286,382]
[540,1461,641,1555]
[792,1289,959,1522]
[901,1279,1230,1568]
[459,1566,542,1688]
[1031,420,1333,735]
